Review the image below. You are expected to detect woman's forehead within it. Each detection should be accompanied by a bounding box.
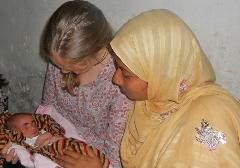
[116,57,132,73]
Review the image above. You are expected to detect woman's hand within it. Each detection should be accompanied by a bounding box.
[1,142,19,164]
[57,148,102,168]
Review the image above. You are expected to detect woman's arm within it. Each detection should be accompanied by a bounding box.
[182,95,240,167]
[42,63,58,104]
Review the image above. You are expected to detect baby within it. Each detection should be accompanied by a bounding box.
[0,112,110,168]
[6,113,62,149]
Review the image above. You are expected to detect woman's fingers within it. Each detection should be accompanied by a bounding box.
[57,149,84,168]
[1,142,12,155]
[56,148,101,168]
[11,154,19,164]
[61,155,76,164]
[5,149,15,162]
[63,149,79,159]
[87,147,97,157]
[57,153,76,168]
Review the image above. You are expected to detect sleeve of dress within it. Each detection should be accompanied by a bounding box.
[180,94,240,168]
[105,87,132,168]
[42,63,58,105]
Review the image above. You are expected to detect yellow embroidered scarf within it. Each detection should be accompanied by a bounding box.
[111,9,240,167]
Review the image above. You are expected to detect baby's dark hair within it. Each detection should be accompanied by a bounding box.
[6,113,32,130]
[42,0,112,95]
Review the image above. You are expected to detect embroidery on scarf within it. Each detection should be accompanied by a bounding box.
[195,119,226,151]
[159,108,177,121]
[179,79,189,93]
[158,80,189,121]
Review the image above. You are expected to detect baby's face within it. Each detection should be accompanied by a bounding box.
[14,115,39,138]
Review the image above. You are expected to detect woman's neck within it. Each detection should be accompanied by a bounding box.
[77,52,111,85]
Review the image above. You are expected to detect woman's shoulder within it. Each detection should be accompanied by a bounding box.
[185,93,240,134]
[47,62,59,71]
[189,91,239,113]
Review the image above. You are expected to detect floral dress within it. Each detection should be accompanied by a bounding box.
[42,57,132,168]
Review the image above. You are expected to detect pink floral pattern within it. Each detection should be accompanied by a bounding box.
[42,58,132,168]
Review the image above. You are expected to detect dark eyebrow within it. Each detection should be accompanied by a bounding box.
[115,61,125,70]
[117,65,127,72]
[115,58,136,76]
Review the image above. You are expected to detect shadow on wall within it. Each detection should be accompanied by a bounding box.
[7,72,45,113]
[0,74,8,112]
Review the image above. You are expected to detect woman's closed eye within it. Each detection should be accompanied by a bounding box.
[123,74,134,79]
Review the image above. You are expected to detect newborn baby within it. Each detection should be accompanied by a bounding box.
[6,113,62,148]
[0,112,110,168]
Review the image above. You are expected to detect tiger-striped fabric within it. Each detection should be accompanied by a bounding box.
[0,112,110,168]
[38,138,110,167]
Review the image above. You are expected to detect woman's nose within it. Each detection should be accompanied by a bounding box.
[112,69,123,86]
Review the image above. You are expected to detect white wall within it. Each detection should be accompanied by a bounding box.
[0,0,240,112]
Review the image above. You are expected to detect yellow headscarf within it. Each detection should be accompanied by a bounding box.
[111,9,215,103]
[111,9,240,167]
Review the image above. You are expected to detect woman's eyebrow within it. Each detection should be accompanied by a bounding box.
[118,66,128,72]
[116,62,126,70]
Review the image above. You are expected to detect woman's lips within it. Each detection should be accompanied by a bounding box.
[120,88,125,94]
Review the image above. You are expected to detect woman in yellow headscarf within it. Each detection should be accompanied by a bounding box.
[111,9,240,168]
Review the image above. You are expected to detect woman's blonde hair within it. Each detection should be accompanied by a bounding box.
[42,0,112,95]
